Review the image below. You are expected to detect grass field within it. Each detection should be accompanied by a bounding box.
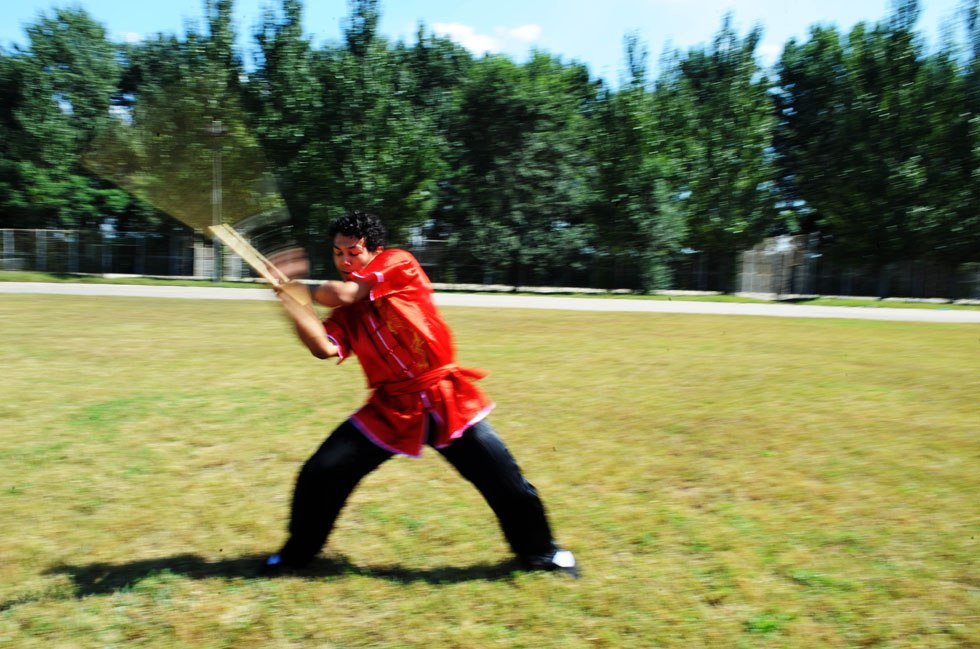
[1,294,977,648]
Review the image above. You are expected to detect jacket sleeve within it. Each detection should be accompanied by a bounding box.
[351,249,427,302]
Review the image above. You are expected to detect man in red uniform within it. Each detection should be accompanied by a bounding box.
[264,211,577,577]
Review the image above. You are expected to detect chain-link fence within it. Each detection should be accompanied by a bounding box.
[416,239,723,293]
[739,235,980,300]
[1,229,197,277]
[5,228,978,299]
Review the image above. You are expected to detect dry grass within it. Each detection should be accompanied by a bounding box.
[0,294,977,648]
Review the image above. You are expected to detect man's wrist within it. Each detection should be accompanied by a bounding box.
[279,280,312,306]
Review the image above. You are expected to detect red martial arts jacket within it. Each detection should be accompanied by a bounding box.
[323,249,494,456]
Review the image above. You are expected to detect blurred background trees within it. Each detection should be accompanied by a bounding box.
[1,0,978,294]
[660,16,778,292]
[0,7,127,231]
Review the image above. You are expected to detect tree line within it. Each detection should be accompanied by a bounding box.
[1,0,978,292]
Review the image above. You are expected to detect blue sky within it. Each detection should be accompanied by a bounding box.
[0,0,970,83]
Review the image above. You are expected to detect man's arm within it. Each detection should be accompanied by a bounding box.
[275,282,338,359]
[311,278,373,307]
[264,247,373,308]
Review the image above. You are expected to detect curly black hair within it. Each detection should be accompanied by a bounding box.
[327,210,387,251]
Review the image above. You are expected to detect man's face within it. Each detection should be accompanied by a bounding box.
[333,234,381,280]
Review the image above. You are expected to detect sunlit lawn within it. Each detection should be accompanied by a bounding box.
[1,294,977,648]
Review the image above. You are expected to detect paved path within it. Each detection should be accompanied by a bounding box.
[2,281,979,323]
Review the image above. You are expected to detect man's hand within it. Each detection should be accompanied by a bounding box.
[275,280,312,307]
[267,247,310,281]
[274,281,337,359]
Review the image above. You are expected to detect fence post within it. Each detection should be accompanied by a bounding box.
[101,229,111,273]
[170,235,178,276]
[136,233,145,275]
[743,252,752,293]
[35,229,47,272]
[68,230,77,273]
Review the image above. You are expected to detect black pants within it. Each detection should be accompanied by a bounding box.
[278,418,558,565]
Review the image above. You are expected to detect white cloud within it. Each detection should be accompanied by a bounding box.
[432,22,501,55]
[118,32,142,44]
[498,24,542,44]
[432,22,543,57]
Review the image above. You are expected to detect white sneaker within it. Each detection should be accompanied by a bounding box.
[524,548,579,578]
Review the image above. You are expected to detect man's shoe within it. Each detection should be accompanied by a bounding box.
[523,548,580,579]
[258,553,305,576]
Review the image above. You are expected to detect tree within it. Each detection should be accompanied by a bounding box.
[662,15,779,291]
[953,0,980,265]
[0,8,125,230]
[398,26,473,131]
[444,53,598,286]
[588,33,685,291]
[773,0,975,294]
[914,42,976,266]
[87,0,282,239]
[317,45,443,242]
[0,48,31,226]
[247,0,445,276]
[246,0,322,260]
[772,25,849,237]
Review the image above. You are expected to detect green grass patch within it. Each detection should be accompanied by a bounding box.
[804,296,980,310]
[529,292,980,310]
[1,294,977,647]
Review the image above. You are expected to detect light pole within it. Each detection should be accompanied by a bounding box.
[207,119,228,281]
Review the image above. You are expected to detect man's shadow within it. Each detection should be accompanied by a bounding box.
[42,553,521,598]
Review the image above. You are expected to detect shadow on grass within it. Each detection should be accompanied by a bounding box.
[42,553,521,598]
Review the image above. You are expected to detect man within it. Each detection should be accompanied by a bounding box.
[264,210,577,577]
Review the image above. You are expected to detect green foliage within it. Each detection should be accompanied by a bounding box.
[774,0,980,291]
[313,36,443,241]
[247,0,444,274]
[0,7,124,229]
[590,34,685,291]
[444,53,598,286]
[89,38,281,234]
[1,0,978,291]
[659,15,780,291]
[83,0,288,242]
